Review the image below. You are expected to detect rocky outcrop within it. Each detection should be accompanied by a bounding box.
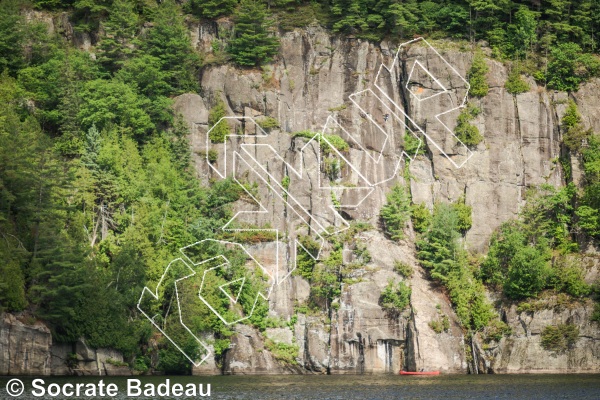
[0,313,130,376]
[477,298,600,373]
[175,24,599,375]
[0,313,52,375]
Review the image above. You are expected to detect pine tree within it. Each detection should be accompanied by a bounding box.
[141,0,199,94]
[186,0,237,19]
[467,52,489,97]
[0,0,25,74]
[228,0,280,67]
[97,0,139,74]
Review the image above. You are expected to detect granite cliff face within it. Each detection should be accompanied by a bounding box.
[174,22,600,374]
[2,14,599,376]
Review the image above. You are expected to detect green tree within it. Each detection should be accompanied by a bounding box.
[208,97,230,143]
[97,0,139,74]
[455,103,483,147]
[467,52,489,97]
[380,184,411,240]
[186,0,237,19]
[379,279,411,313]
[561,100,591,153]
[547,42,600,91]
[141,0,200,94]
[78,78,155,137]
[0,0,25,74]
[228,0,280,67]
[508,7,538,58]
[504,244,552,299]
[505,67,530,94]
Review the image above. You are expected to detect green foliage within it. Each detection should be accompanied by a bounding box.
[295,235,319,280]
[393,260,413,279]
[417,202,494,331]
[228,0,279,67]
[452,197,472,233]
[208,98,230,143]
[429,314,449,333]
[505,68,530,94]
[380,184,411,240]
[141,0,200,94]
[411,203,431,234]
[257,116,280,130]
[483,319,511,342]
[186,0,237,19]
[0,0,25,74]
[97,0,139,74]
[540,324,579,353]
[503,244,552,299]
[467,52,489,98]
[561,100,592,153]
[547,43,600,91]
[379,279,411,313]
[404,132,424,156]
[322,134,350,154]
[78,78,155,137]
[455,103,483,147]
[265,340,299,365]
[550,257,590,298]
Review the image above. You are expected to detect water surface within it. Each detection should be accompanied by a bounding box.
[2,373,599,399]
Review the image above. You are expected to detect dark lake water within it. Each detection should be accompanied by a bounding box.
[2,374,600,399]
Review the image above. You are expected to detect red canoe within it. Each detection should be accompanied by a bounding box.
[399,371,440,376]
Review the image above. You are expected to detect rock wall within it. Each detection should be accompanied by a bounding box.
[0,313,130,376]
[174,23,600,375]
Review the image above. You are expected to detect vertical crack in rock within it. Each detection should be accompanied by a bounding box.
[513,94,526,193]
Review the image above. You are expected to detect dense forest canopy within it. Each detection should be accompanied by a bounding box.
[1,0,599,373]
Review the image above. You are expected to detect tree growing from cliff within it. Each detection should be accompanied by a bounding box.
[467,52,489,97]
[208,97,230,143]
[228,0,279,67]
[561,100,592,153]
[380,183,411,240]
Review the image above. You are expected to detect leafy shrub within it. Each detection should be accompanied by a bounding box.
[540,324,579,353]
[379,280,411,313]
[562,100,592,153]
[455,103,483,147]
[381,184,411,240]
[429,315,450,333]
[322,134,349,154]
[208,98,229,143]
[484,319,511,342]
[265,340,299,365]
[452,197,472,233]
[505,68,530,94]
[550,258,590,298]
[207,148,218,163]
[257,116,279,130]
[393,260,413,279]
[547,43,600,92]
[404,131,425,156]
